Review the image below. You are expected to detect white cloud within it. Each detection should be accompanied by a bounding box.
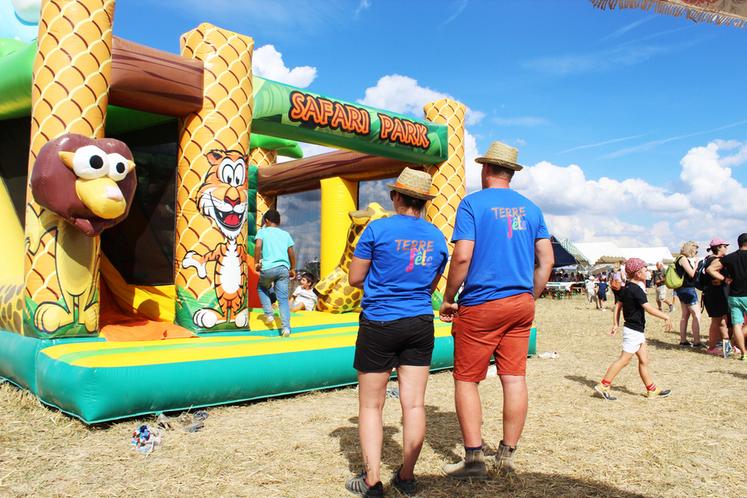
[715,139,747,168]
[253,45,316,88]
[464,130,481,192]
[679,142,747,217]
[512,161,690,216]
[357,74,483,192]
[511,139,747,250]
[358,74,485,125]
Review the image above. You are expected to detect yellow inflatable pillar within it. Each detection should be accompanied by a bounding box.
[22,0,115,337]
[0,178,24,332]
[174,24,254,332]
[250,147,277,229]
[423,99,466,294]
[320,177,358,278]
[0,179,24,285]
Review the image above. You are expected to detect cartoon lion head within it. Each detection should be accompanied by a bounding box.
[31,133,137,236]
[198,149,249,240]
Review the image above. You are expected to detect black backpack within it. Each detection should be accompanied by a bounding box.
[693,256,713,291]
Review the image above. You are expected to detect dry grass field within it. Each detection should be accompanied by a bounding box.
[1,293,746,497]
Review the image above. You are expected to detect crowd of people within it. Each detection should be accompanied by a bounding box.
[577,239,747,360]
[594,236,747,405]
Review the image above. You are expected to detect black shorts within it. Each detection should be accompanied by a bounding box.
[353,314,435,372]
[704,288,729,318]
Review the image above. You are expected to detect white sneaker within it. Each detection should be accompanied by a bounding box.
[259,314,275,326]
[281,328,291,337]
[723,341,733,358]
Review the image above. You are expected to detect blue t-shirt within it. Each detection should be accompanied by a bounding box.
[255,226,294,270]
[353,215,449,321]
[452,188,550,306]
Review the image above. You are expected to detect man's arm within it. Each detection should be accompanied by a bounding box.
[348,256,371,289]
[533,238,554,300]
[438,240,474,322]
[442,240,475,304]
[287,246,296,279]
[254,239,263,272]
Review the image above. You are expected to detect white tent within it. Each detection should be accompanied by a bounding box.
[573,242,625,267]
[619,247,674,265]
[569,242,674,269]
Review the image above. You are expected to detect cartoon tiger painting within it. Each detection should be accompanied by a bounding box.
[182,150,250,329]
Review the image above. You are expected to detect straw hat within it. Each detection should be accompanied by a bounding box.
[475,141,524,171]
[387,167,435,200]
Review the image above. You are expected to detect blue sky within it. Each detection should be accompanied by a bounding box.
[112,0,747,255]
[10,0,745,257]
[115,1,747,178]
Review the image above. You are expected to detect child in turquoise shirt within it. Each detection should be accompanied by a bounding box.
[255,209,296,336]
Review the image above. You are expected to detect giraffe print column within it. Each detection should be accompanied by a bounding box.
[250,146,277,230]
[423,98,466,296]
[22,0,115,337]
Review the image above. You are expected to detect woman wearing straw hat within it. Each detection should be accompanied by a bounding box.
[440,141,554,478]
[345,167,449,497]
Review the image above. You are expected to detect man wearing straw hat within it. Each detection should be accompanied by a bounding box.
[440,141,554,478]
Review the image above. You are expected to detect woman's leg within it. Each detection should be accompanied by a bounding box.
[358,371,391,486]
[396,365,430,480]
[679,302,691,343]
[708,316,720,349]
[689,304,702,344]
[719,315,730,341]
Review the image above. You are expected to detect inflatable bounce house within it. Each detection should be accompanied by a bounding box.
[0,0,534,423]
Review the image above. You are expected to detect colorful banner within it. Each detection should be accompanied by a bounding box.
[252,77,448,164]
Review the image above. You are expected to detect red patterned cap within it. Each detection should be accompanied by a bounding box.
[625,258,646,276]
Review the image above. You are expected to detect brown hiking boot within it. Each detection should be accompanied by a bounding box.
[495,441,517,474]
[443,448,488,480]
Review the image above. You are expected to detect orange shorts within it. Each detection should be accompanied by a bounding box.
[452,293,535,381]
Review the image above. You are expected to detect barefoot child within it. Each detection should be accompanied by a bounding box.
[595,258,673,401]
[290,273,318,312]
